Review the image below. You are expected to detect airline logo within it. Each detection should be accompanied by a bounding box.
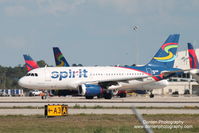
[188,49,198,68]
[188,43,198,69]
[51,69,88,80]
[153,43,178,62]
[53,47,69,67]
[56,53,65,66]
[23,55,39,71]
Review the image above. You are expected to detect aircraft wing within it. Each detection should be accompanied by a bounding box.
[77,75,151,86]
[76,69,189,89]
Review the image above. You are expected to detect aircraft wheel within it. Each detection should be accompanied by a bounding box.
[85,96,94,99]
[41,95,47,99]
[150,94,154,98]
[104,93,113,99]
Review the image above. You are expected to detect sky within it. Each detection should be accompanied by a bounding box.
[0,0,199,67]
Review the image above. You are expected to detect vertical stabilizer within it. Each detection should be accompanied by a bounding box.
[53,47,70,67]
[188,43,199,69]
[23,55,39,71]
[146,34,180,68]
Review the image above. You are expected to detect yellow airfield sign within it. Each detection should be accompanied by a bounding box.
[45,105,68,117]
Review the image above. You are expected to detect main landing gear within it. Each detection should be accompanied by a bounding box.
[85,96,94,99]
[85,90,113,99]
[103,91,113,99]
[149,91,154,98]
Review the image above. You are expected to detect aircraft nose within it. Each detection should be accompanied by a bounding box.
[18,77,27,88]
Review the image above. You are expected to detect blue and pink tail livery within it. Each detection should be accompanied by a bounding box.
[147,34,180,68]
[53,47,69,67]
[188,43,199,69]
[23,55,39,71]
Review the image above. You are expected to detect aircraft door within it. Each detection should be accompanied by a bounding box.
[45,68,51,82]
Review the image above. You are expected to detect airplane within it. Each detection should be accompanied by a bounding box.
[23,55,39,72]
[187,43,199,82]
[18,34,181,99]
[53,47,70,67]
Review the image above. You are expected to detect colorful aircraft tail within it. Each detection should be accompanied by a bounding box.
[23,55,39,71]
[146,34,180,68]
[188,43,199,69]
[53,47,70,67]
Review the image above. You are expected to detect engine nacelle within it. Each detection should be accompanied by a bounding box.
[79,84,103,97]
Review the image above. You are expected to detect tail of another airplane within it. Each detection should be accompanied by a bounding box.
[53,47,69,67]
[23,55,39,71]
[146,34,180,68]
[188,43,199,69]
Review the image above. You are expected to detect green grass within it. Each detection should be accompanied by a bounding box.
[0,114,198,133]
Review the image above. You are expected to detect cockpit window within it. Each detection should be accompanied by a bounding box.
[26,73,39,77]
[26,73,31,76]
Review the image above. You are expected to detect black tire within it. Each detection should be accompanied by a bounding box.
[41,95,47,99]
[104,93,112,99]
[150,94,154,98]
[85,96,94,99]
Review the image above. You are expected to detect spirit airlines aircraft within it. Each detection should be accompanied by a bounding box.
[19,34,181,99]
[188,43,199,82]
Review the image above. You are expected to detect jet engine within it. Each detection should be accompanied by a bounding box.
[79,84,103,99]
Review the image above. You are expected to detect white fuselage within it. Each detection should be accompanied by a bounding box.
[18,66,168,91]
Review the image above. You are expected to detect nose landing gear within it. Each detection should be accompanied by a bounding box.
[149,91,154,98]
[41,90,49,99]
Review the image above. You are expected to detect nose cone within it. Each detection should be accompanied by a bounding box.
[18,77,28,88]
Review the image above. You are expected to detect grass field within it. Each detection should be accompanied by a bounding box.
[0,114,198,133]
